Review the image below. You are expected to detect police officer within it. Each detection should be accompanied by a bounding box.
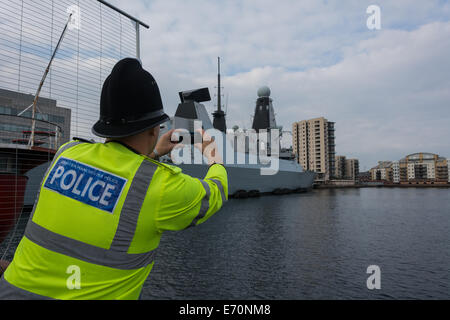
[0,58,228,300]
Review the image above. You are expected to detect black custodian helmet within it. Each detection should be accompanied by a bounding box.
[92,58,170,138]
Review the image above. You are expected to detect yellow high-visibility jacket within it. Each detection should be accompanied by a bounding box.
[0,139,228,300]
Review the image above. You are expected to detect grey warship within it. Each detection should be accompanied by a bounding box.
[22,67,316,200]
[161,60,316,197]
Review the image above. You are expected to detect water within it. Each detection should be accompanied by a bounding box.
[142,188,449,300]
[2,188,449,299]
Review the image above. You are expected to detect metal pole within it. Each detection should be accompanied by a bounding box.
[28,13,73,147]
[135,21,141,59]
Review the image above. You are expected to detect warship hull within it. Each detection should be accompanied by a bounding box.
[178,162,316,196]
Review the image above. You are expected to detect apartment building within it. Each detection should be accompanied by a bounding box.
[370,161,393,181]
[335,155,346,179]
[335,155,360,181]
[392,161,400,183]
[448,159,450,183]
[345,158,360,181]
[370,153,449,183]
[293,117,336,181]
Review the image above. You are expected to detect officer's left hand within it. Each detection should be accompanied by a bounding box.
[154,129,182,157]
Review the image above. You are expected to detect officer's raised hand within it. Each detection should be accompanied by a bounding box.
[151,129,180,159]
[194,129,223,166]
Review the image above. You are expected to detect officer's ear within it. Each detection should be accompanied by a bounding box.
[148,126,160,138]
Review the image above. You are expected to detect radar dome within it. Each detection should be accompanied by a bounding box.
[257,86,271,98]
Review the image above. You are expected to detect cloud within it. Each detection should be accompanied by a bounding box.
[222,21,450,168]
[107,0,450,169]
[1,0,449,169]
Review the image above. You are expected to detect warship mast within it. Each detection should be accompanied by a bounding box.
[213,57,227,132]
[252,86,279,156]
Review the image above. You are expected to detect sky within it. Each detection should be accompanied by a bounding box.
[104,0,450,171]
[2,0,448,171]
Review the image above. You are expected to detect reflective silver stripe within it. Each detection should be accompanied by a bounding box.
[0,277,54,300]
[56,141,86,158]
[110,160,158,252]
[187,180,211,229]
[30,141,85,220]
[25,221,156,270]
[25,158,158,270]
[208,179,227,203]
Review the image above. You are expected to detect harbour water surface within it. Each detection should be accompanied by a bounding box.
[1,188,449,299]
[142,188,449,299]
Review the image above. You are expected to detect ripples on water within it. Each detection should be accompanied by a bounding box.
[1,188,449,299]
[142,188,449,300]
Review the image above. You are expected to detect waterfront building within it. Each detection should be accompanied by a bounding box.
[447,158,450,183]
[392,161,400,183]
[345,158,359,181]
[335,156,359,181]
[370,161,393,181]
[448,159,450,183]
[358,171,371,182]
[370,153,449,184]
[293,117,336,182]
[335,155,346,179]
[400,153,448,183]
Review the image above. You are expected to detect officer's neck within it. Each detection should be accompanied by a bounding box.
[106,130,157,158]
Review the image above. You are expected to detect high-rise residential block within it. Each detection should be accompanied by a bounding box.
[293,117,336,182]
[345,158,360,181]
[335,155,346,179]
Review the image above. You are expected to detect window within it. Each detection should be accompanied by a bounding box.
[21,111,32,118]
[0,106,15,115]
[0,157,8,172]
[36,114,49,121]
[48,115,65,124]
[17,112,64,124]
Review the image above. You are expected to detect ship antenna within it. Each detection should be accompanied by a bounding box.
[225,92,229,115]
[218,57,222,112]
[212,57,227,132]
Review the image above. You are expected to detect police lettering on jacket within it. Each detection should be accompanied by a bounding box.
[44,158,127,213]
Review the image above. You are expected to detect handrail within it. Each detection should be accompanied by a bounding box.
[97,0,150,29]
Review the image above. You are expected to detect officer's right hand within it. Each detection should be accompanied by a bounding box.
[194,129,223,165]
[154,129,181,157]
